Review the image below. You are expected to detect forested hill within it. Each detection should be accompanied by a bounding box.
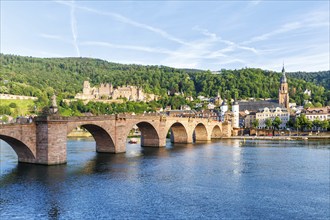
[287,71,330,90]
[0,54,329,106]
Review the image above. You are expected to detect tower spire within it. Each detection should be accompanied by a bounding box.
[280,63,287,83]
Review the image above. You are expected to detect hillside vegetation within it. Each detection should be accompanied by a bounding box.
[0,99,35,116]
[0,54,329,114]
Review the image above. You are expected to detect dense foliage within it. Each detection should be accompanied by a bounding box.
[287,71,330,89]
[1,54,329,116]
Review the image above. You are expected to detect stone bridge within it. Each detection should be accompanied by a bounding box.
[0,114,231,165]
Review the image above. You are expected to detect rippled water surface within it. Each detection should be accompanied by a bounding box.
[1,139,330,219]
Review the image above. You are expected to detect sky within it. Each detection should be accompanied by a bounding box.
[1,1,329,72]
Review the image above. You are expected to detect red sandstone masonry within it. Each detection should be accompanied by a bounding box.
[0,114,230,165]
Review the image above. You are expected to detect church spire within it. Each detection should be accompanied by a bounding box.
[280,63,287,83]
[279,62,289,109]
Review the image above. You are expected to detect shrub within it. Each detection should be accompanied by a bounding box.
[9,102,17,108]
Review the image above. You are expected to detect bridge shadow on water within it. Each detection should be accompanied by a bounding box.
[0,138,222,191]
[78,139,211,175]
[0,138,219,220]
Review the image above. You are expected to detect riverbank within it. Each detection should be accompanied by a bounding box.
[67,131,92,137]
[67,131,141,138]
[228,135,330,140]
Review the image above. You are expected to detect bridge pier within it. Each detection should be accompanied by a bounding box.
[0,114,231,166]
[35,117,67,165]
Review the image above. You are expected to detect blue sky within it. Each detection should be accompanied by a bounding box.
[1,1,329,72]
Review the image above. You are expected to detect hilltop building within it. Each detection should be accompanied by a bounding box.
[75,81,158,102]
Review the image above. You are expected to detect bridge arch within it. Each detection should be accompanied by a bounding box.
[211,125,222,138]
[124,121,161,147]
[0,135,36,163]
[193,123,209,141]
[68,124,115,153]
[167,122,189,143]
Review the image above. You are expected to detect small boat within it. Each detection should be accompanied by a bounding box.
[129,138,138,144]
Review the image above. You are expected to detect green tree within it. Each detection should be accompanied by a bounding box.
[265,118,272,129]
[272,116,282,130]
[286,117,295,129]
[252,119,259,129]
[0,105,11,115]
[312,119,322,130]
[313,102,322,107]
[322,120,330,130]
[1,115,9,123]
[296,114,312,131]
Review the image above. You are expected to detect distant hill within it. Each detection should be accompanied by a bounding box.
[0,54,329,107]
[287,71,330,89]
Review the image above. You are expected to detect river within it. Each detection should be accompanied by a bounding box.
[1,138,329,219]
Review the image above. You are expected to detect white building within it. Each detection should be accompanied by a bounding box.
[302,107,330,121]
[220,100,228,122]
[256,107,290,130]
[232,100,239,128]
[207,103,215,110]
[304,89,311,96]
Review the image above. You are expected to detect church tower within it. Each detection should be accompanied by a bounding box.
[278,64,289,108]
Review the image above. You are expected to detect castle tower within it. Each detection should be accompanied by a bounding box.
[278,64,289,108]
[83,81,91,95]
[110,83,113,94]
[232,99,239,128]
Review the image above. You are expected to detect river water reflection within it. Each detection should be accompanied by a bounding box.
[1,138,329,219]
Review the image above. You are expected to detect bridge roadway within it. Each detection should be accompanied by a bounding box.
[0,114,231,165]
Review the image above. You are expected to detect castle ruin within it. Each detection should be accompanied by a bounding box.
[75,81,157,102]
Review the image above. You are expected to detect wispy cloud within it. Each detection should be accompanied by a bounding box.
[243,8,329,45]
[249,0,262,6]
[70,0,80,56]
[243,22,302,44]
[252,52,330,72]
[55,0,260,69]
[53,0,328,71]
[194,26,259,54]
[55,0,188,46]
[81,41,174,55]
[40,33,64,41]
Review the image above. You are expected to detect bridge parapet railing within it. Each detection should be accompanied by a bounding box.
[28,113,221,123]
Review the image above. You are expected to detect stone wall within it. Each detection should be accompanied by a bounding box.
[0,94,38,100]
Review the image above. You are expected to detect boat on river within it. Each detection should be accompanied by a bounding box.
[129,138,138,144]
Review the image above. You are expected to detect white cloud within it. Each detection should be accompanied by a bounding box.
[56,1,189,46]
[54,1,328,71]
[81,41,174,55]
[243,8,329,45]
[243,22,302,44]
[40,33,64,41]
[70,0,80,56]
[249,0,262,6]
